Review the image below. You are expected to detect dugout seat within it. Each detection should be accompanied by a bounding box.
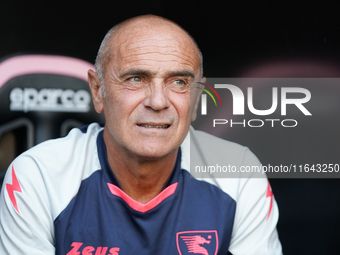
[0,54,105,188]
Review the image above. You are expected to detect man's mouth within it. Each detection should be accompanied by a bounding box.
[137,124,171,129]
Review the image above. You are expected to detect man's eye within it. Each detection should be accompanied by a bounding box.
[168,79,189,93]
[129,77,142,82]
[173,79,186,85]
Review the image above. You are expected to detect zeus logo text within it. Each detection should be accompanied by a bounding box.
[201,85,312,116]
[66,242,120,255]
[9,87,91,113]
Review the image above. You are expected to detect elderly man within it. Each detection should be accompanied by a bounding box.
[0,15,282,254]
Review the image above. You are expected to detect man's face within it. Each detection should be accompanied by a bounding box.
[91,24,201,159]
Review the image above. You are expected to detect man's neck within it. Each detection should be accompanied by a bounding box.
[104,132,178,204]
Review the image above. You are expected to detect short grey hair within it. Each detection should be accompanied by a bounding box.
[94,25,122,97]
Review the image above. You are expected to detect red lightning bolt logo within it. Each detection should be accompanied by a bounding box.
[266,180,273,220]
[6,165,22,214]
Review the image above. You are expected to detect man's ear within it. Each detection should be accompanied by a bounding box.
[88,69,104,113]
[191,77,206,121]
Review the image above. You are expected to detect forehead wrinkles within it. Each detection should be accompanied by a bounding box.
[115,35,200,75]
[123,46,196,67]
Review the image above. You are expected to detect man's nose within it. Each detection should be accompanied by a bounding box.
[143,81,170,111]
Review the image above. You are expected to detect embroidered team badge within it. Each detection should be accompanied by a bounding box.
[176,230,218,255]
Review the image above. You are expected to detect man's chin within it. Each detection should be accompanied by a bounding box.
[127,145,178,161]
